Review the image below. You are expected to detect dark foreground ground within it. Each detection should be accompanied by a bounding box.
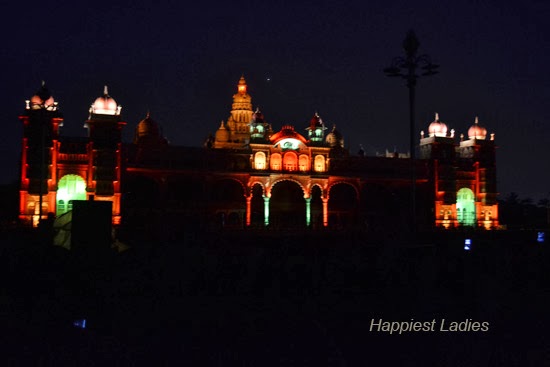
[2,228,549,366]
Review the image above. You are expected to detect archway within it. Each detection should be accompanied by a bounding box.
[211,179,245,228]
[56,174,86,216]
[328,183,358,228]
[311,185,323,228]
[270,180,306,228]
[250,183,264,226]
[457,187,476,226]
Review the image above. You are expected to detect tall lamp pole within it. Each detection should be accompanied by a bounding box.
[384,30,439,232]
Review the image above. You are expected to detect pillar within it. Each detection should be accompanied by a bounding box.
[305,197,311,227]
[263,196,270,226]
[322,197,328,227]
[245,196,252,226]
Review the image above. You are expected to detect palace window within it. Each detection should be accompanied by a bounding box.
[314,155,325,172]
[283,152,297,171]
[254,151,266,170]
[270,153,282,170]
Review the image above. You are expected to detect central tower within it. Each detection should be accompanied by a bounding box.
[214,76,254,148]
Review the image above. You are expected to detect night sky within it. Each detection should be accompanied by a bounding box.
[2,0,549,201]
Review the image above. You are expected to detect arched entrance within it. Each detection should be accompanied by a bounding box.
[211,179,245,228]
[311,185,323,228]
[328,183,358,228]
[56,174,86,216]
[457,187,476,226]
[270,180,306,228]
[250,183,265,226]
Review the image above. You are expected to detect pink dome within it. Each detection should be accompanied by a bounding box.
[427,113,448,137]
[468,117,487,140]
[91,86,119,115]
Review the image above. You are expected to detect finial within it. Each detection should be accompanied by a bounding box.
[146,110,151,119]
[474,116,479,125]
[104,85,109,96]
[420,130,424,138]
[41,80,46,87]
[219,120,225,128]
[435,112,439,121]
[450,129,455,138]
[490,133,495,141]
[460,133,464,141]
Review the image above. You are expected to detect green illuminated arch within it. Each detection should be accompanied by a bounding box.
[456,187,476,226]
[57,174,86,215]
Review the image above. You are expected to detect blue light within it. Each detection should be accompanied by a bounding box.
[73,319,87,329]
[464,238,472,251]
[537,232,545,243]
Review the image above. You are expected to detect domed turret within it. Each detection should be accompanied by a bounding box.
[306,112,327,143]
[326,124,344,148]
[468,116,487,140]
[134,112,165,145]
[215,121,230,143]
[428,112,448,137]
[90,86,120,116]
[28,81,57,111]
[249,107,268,140]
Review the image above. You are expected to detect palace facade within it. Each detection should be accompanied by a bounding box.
[18,77,499,233]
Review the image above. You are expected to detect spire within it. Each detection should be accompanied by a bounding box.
[237,76,247,94]
[474,116,479,125]
[435,112,439,121]
[104,85,109,96]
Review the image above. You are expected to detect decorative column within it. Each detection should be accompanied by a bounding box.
[263,196,270,226]
[322,197,329,227]
[245,195,252,226]
[305,197,311,227]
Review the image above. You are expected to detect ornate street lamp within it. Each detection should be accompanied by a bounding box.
[384,30,439,232]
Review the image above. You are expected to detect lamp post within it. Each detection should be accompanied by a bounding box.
[384,30,439,232]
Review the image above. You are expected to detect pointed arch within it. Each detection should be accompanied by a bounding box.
[457,187,476,226]
[57,174,86,216]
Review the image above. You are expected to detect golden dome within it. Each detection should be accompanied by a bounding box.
[326,125,344,148]
[215,121,230,142]
[136,112,160,138]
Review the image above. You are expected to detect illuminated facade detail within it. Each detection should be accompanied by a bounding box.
[270,153,282,170]
[420,114,499,229]
[18,84,125,226]
[457,188,476,226]
[56,174,86,215]
[214,76,254,148]
[254,151,266,170]
[306,113,327,143]
[314,155,326,172]
[17,78,500,232]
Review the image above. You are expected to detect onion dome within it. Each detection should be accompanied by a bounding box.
[90,85,120,115]
[326,124,344,148]
[136,112,160,139]
[29,81,57,110]
[309,112,324,130]
[215,121,230,142]
[251,107,265,124]
[428,112,448,137]
[468,116,487,140]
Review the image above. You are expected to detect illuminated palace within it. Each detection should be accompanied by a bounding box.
[18,77,499,231]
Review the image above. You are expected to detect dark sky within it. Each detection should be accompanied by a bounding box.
[2,0,549,201]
